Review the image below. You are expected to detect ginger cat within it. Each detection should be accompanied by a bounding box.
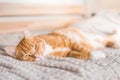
[4,27,120,61]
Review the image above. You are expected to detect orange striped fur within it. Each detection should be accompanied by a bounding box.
[5,27,119,61]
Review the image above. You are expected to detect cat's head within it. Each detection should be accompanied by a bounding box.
[4,31,44,61]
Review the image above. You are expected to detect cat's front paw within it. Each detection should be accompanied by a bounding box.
[90,50,106,60]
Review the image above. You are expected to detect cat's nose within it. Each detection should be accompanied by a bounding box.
[35,55,45,61]
[35,57,43,61]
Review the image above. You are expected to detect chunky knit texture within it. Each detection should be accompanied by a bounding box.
[0,48,120,80]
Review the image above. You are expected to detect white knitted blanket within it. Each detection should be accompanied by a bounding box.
[0,48,120,80]
[0,11,120,80]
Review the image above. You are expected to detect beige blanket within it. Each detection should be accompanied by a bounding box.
[0,11,120,80]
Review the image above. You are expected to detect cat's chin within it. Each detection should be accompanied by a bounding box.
[35,58,41,61]
[34,54,45,61]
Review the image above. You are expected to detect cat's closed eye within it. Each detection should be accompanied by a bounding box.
[34,44,37,49]
[23,54,33,57]
[22,54,35,61]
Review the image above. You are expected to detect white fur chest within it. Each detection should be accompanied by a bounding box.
[35,41,53,60]
[42,42,53,57]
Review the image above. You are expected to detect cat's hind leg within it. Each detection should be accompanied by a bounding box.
[69,42,91,59]
[70,42,106,60]
[67,50,106,60]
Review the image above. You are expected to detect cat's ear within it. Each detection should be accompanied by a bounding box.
[4,46,16,58]
[23,30,32,38]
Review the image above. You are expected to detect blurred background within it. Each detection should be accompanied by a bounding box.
[0,0,120,33]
